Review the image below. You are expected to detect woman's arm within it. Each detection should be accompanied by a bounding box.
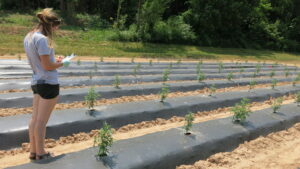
[40,55,63,71]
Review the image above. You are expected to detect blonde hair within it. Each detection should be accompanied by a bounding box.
[32,8,61,48]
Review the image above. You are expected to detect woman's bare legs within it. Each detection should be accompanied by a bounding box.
[29,94,40,155]
[34,96,59,156]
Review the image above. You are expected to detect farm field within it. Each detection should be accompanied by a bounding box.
[0,58,299,169]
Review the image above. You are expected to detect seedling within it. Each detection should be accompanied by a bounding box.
[113,75,121,89]
[169,62,173,69]
[218,62,224,73]
[136,63,142,70]
[295,92,300,106]
[94,62,98,71]
[133,66,138,77]
[285,70,290,77]
[208,84,216,96]
[231,98,252,123]
[271,97,283,113]
[131,57,135,63]
[293,76,300,86]
[197,71,206,82]
[94,122,113,157]
[117,60,120,65]
[235,61,239,65]
[149,60,153,66]
[196,62,201,74]
[269,70,275,78]
[240,68,244,74]
[89,71,93,80]
[256,64,261,73]
[100,56,104,62]
[162,69,170,82]
[177,59,181,65]
[271,79,278,89]
[252,72,257,78]
[159,84,169,102]
[184,112,194,135]
[227,72,233,81]
[77,59,81,66]
[249,80,257,91]
[85,87,100,111]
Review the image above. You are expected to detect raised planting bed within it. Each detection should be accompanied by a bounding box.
[0,64,296,79]
[0,85,299,150]
[0,76,297,108]
[0,70,298,91]
[6,103,300,169]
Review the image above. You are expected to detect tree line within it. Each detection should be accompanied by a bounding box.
[1,0,300,52]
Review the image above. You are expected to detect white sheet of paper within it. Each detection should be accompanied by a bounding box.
[62,53,76,62]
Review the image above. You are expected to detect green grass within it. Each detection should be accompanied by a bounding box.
[1,11,300,62]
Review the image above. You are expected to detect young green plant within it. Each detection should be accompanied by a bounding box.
[231,98,252,123]
[197,71,206,82]
[184,112,194,135]
[295,92,300,106]
[271,79,278,89]
[227,72,233,81]
[113,75,121,89]
[85,87,100,111]
[249,80,257,91]
[94,122,113,157]
[77,59,81,66]
[218,62,224,73]
[162,69,170,82]
[160,84,169,102]
[271,97,283,113]
[209,84,216,96]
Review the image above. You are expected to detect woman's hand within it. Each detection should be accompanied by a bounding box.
[56,55,63,63]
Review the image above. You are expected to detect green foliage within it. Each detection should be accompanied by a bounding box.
[252,72,257,78]
[169,62,173,69]
[184,112,194,134]
[94,122,113,157]
[227,72,234,81]
[231,98,252,123]
[271,97,283,113]
[131,57,135,63]
[197,71,205,82]
[293,74,300,86]
[149,60,153,66]
[240,68,244,74]
[75,13,109,29]
[196,62,202,74]
[113,75,121,89]
[295,92,300,106]
[285,70,290,77]
[270,70,275,78]
[249,80,257,91]
[160,84,169,102]
[209,84,216,96]
[94,62,98,71]
[85,87,100,110]
[176,59,181,65]
[77,59,81,66]
[218,62,223,73]
[256,64,261,73]
[89,71,93,80]
[271,79,278,89]
[162,69,170,82]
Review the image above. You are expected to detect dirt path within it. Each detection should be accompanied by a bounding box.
[176,122,300,169]
[0,97,295,169]
[0,81,295,117]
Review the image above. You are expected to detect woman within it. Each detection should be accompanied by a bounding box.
[24,8,70,160]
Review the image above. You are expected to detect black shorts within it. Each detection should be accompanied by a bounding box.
[31,84,60,99]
